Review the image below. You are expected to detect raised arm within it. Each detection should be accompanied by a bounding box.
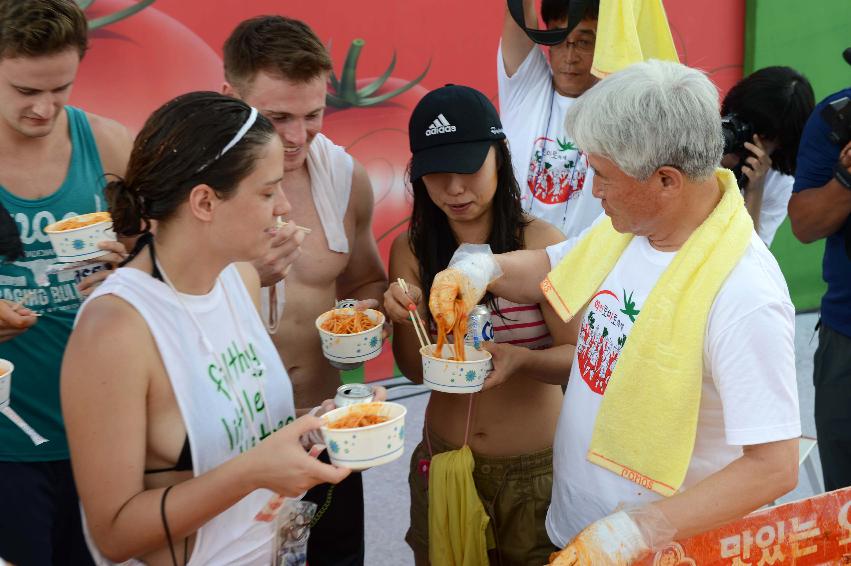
[62,295,348,562]
[336,160,388,305]
[501,0,537,77]
[489,247,551,304]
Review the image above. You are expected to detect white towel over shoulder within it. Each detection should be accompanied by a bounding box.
[261,133,354,329]
[306,132,354,254]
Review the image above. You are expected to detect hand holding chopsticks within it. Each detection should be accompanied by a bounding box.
[396,278,431,350]
[276,217,312,234]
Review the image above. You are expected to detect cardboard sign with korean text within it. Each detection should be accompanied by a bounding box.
[635,487,851,565]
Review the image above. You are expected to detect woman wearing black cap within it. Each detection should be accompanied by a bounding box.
[384,84,575,564]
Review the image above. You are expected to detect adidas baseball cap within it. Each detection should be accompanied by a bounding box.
[409,84,506,181]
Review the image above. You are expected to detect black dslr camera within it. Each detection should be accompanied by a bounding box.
[821,96,850,147]
[721,114,754,188]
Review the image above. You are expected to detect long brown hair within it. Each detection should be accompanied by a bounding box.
[106,91,276,236]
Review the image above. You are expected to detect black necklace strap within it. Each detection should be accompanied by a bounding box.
[120,232,164,282]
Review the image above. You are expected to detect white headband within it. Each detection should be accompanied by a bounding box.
[197,106,259,172]
[219,106,258,157]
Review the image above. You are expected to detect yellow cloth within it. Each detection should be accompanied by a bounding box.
[591,0,679,78]
[428,445,491,566]
[541,169,752,496]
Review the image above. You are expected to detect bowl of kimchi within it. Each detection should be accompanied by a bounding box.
[315,308,384,368]
[320,401,407,470]
[44,212,116,262]
[420,344,493,394]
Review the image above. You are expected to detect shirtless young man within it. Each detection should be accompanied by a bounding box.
[222,16,387,565]
[0,1,133,563]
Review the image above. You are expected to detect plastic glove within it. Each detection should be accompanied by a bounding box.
[428,244,502,329]
[548,505,676,566]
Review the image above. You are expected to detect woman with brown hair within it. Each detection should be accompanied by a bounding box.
[62,91,349,565]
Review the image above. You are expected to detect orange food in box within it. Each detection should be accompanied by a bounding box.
[52,212,111,232]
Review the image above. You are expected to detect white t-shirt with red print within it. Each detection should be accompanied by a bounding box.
[543,233,801,547]
[497,43,603,239]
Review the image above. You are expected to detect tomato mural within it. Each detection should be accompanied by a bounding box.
[68,0,745,382]
[324,38,430,268]
[70,0,224,132]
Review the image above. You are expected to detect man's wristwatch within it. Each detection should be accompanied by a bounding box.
[835,162,851,190]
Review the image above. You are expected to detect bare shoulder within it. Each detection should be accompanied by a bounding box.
[522,215,566,250]
[72,293,149,348]
[85,112,134,178]
[66,293,154,395]
[234,262,262,309]
[388,231,418,281]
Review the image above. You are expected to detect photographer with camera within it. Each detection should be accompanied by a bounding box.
[721,66,815,246]
[788,74,851,491]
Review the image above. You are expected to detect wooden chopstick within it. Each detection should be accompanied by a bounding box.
[397,278,431,348]
[11,290,41,317]
[276,218,312,234]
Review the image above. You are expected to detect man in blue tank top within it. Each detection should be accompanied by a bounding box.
[0,1,133,563]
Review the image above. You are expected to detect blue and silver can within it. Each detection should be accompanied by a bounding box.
[465,304,494,350]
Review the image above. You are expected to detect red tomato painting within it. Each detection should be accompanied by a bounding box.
[69,0,224,133]
[322,39,430,268]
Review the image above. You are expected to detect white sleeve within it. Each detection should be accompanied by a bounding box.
[756,172,794,247]
[706,300,801,446]
[497,40,552,117]
[545,212,607,268]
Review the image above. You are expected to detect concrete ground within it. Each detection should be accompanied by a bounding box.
[361,313,824,565]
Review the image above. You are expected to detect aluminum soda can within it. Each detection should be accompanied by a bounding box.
[334,383,375,408]
[465,304,494,350]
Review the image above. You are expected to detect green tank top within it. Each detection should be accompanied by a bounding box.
[0,106,107,461]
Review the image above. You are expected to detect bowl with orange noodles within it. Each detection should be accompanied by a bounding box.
[0,359,14,410]
[43,212,116,262]
[320,401,407,470]
[315,308,384,369]
[420,344,493,394]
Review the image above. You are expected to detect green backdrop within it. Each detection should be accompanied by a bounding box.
[744,0,851,311]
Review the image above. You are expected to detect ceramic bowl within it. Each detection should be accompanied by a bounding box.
[320,402,407,471]
[420,344,493,394]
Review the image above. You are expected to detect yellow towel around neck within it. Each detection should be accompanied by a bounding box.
[541,169,752,496]
[428,445,491,566]
[591,0,679,78]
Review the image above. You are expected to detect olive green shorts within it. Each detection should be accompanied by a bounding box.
[405,429,558,566]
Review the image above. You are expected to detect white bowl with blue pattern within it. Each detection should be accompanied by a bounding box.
[0,359,13,409]
[44,212,116,262]
[315,308,384,367]
[320,401,407,471]
[420,344,493,394]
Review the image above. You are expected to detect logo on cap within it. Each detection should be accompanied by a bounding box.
[425,114,457,136]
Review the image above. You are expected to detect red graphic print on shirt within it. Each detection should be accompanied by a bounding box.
[577,289,641,395]
[526,136,588,205]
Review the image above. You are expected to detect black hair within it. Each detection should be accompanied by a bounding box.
[0,205,23,262]
[407,141,529,324]
[541,0,600,26]
[721,66,815,175]
[106,91,276,236]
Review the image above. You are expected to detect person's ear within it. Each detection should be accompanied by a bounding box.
[187,184,220,222]
[655,165,684,195]
[222,82,239,98]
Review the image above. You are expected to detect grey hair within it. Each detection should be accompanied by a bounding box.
[565,59,723,181]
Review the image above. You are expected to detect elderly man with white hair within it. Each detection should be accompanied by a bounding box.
[431,59,801,565]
